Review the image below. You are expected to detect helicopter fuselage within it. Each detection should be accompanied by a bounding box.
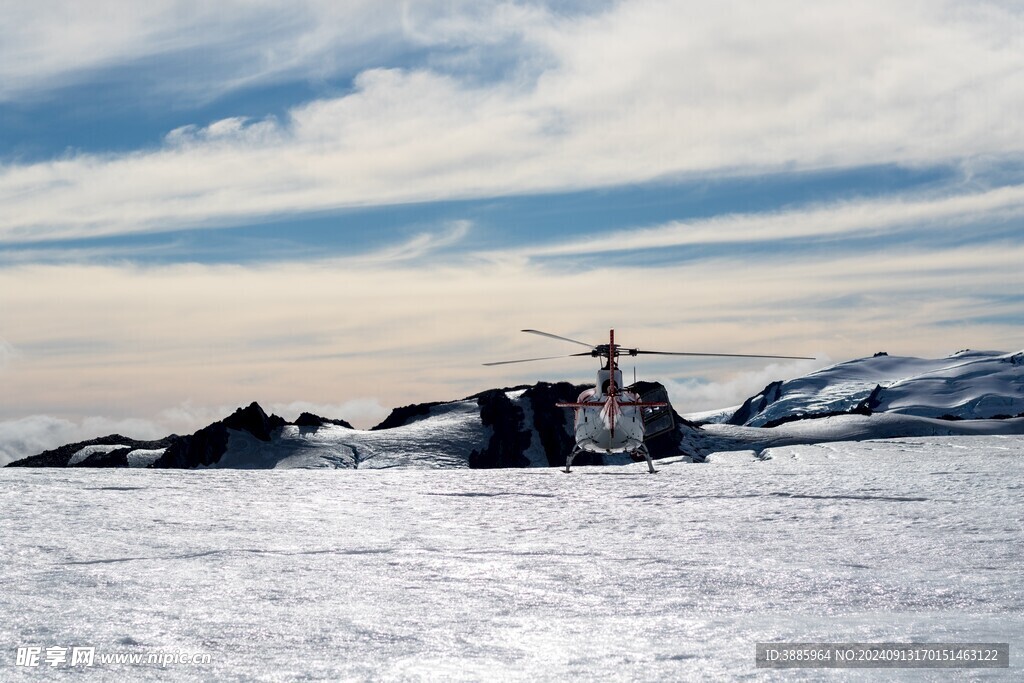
[569,368,646,453]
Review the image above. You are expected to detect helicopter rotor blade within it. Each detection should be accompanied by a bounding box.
[520,329,596,349]
[482,352,593,366]
[631,350,815,360]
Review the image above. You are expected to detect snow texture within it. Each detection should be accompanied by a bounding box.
[732,350,1024,427]
[125,449,166,468]
[67,444,127,466]
[215,399,489,470]
[2,435,1022,680]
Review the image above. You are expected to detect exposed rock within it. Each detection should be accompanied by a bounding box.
[150,423,229,469]
[8,401,341,469]
[222,402,287,442]
[294,412,354,429]
[76,447,133,468]
[857,384,885,413]
[469,389,532,468]
[150,402,287,468]
[727,380,783,425]
[370,401,445,430]
[523,381,595,468]
[6,435,176,468]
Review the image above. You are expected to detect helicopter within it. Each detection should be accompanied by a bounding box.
[484,329,814,473]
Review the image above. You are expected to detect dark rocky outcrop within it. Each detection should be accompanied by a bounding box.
[858,384,885,413]
[468,389,532,468]
[151,403,287,468]
[8,402,293,469]
[294,412,354,429]
[370,401,445,430]
[939,412,1019,421]
[727,380,784,425]
[760,403,873,428]
[523,381,592,468]
[222,402,287,442]
[75,447,133,467]
[150,423,229,469]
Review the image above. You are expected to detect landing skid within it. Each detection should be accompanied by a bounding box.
[563,444,657,473]
[637,443,657,474]
[564,446,583,473]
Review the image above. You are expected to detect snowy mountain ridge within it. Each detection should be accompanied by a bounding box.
[7,382,699,470]
[718,349,1024,428]
[7,349,1024,469]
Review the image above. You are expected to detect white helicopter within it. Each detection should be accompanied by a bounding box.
[485,329,814,473]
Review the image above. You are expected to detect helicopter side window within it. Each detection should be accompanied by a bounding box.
[601,379,611,394]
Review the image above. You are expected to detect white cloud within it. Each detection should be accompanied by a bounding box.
[508,183,1024,258]
[360,220,473,264]
[2,1,1024,242]
[662,357,830,415]
[0,1,435,103]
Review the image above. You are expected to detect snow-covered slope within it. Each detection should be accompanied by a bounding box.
[216,400,489,469]
[724,349,1024,427]
[4,437,1023,680]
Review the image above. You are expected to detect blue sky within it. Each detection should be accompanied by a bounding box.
[1,0,1023,462]
[0,162,961,264]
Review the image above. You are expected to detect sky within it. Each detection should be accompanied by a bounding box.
[2,0,1023,464]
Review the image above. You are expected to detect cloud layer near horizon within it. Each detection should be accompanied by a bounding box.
[2,214,1021,449]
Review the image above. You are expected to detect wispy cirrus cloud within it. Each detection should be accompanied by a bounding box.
[360,220,473,264]
[502,181,1024,259]
[0,337,16,369]
[2,1,1024,243]
[0,0,513,104]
